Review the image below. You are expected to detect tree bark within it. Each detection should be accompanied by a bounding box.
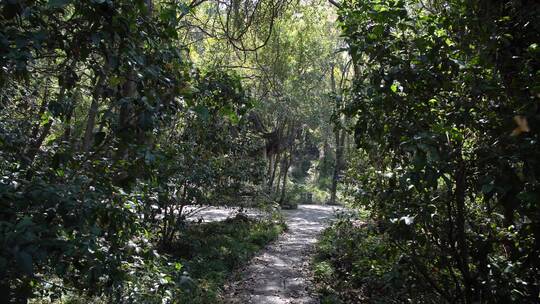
[329,63,345,205]
[25,85,67,165]
[278,124,295,204]
[454,151,473,303]
[62,101,74,143]
[82,71,107,152]
[329,128,344,204]
[269,152,280,190]
[279,149,293,205]
[27,79,51,145]
[275,153,282,194]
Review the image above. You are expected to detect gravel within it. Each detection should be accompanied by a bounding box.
[222,204,342,304]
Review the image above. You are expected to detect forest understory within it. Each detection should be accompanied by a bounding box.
[1,0,540,303]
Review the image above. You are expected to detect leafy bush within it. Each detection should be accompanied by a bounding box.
[0,1,266,301]
[337,0,540,302]
[314,215,438,303]
[27,214,285,304]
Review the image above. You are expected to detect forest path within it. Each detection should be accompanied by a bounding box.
[222,204,341,304]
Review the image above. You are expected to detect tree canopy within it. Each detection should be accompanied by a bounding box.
[1,0,539,303]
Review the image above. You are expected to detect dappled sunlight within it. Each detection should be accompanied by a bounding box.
[3,0,533,302]
[184,206,264,222]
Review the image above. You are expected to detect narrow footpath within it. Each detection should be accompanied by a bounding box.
[223,204,341,304]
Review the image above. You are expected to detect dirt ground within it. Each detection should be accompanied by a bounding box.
[222,204,342,304]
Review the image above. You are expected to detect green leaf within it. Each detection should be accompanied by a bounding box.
[517,191,539,204]
[481,182,494,194]
[40,112,52,126]
[16,251,33,275]
[219,106,239,124]
[48,0,70,8]
[108,76,125,87]
[193,105,209,121]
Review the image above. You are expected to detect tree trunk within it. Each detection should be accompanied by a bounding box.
[329,128,344,205]
[454,151,473,303]
[83,70,107,152]
[279,149,292,205]
[275,153,282,194]
[27,79,51,145]
[269,152,280,190]
[62,102,74,143]
[329,63,344,205]
[60,61,79,145]
[115,0,153,162]
[25,85,67,165]
[278,124,295,204]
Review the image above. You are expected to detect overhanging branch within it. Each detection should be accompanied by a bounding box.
[328,0,341,8]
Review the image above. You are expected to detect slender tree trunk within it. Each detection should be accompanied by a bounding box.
[28,79,51,144]
[26,85,67,165]
[29,121,53,160]
[275,153,282,194]
[279,150,292,204]
[454,150,473,303]
[116,73,136,159]
[82,95,100,152]
[329,129,344,204]
[329,63,344,205]
[269,151,280,190]
[60,61,79,144]
[62,103,74,143]
[266,153,273,186]
[116,0,154,161]
[278,124,295,204]
[83,71,107,152]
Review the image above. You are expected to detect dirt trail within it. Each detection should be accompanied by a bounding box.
[222,204,341,304]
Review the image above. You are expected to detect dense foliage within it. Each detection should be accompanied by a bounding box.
[0,0,349,302]
[332,0,540,302]
[190,1,349,206]
[5,0,538,302]
[0,0,277,302]
[314,215,407,303]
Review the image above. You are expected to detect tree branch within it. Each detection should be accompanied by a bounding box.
[328,0,341,8]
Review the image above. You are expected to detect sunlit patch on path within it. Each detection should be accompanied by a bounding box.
[184,205,264,222]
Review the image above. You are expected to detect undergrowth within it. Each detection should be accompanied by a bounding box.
[31,214,286,304]
[170,214,286,304]
[312,213,438,304]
